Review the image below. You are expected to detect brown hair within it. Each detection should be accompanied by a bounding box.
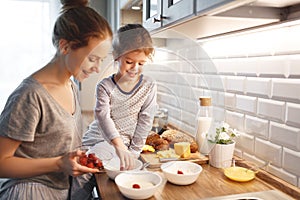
[52,0,112,50]
[112,24,154,60]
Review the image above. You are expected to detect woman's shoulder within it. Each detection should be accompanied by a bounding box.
[12,77,44,97]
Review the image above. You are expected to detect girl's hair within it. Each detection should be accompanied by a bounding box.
[52,0,112,50]
[112,24,154,60]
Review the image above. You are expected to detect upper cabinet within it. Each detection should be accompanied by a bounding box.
[196,0,240,14]
[144,0,300,40]
[143,0,195,31]
[143,0,162,31]
[161,0,194,27]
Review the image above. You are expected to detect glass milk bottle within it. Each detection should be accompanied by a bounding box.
[196,97,212,155]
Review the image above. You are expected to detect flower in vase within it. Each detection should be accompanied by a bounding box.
[207,121,239,145]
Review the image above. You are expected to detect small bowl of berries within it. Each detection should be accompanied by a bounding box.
[78,146,113,172]
[160,161,202,185]
[115,171,163,199]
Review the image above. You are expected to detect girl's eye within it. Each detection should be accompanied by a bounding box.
[126,61,133,64]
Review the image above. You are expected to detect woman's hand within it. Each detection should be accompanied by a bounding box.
[57,150,100,177]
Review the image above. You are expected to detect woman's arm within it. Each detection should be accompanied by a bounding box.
[0,136,99,178]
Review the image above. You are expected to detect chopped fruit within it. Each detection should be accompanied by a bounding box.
[132,184,141,189]
[142,145,155,153]
[177,170,184,174]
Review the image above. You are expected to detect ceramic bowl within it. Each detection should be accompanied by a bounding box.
[160,161,202,185]
[104,157,143,180]
[115,171,162,199]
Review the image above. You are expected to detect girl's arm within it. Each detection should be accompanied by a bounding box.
[130,81,157,154]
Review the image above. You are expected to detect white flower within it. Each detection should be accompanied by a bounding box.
[207,121,239,145]
[219,131,230,141]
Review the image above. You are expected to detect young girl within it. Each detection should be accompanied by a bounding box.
[71,24,157,199]
[0,0,112,199]
[84,23,157,169]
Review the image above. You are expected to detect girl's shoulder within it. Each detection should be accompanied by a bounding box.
[141,74,156,86]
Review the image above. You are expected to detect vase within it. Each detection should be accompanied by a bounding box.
[209,142,235,168]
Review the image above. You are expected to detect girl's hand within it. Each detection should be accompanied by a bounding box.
[57,150,100,177]
[115,145,135,171]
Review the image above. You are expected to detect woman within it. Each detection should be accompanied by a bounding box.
[0,0,112,199]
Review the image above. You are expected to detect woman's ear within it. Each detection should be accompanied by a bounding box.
[58,39,69,55]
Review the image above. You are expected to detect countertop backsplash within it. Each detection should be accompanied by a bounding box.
[143,24,300,188]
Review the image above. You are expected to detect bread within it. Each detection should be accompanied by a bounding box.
[161,129,198,153]
[145,129,198,153]
[146,132,169,151]
[161,129,194,143]
[146,132,161,147]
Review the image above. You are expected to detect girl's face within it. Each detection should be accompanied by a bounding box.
[116,50,148,82]
[66,37,111,82]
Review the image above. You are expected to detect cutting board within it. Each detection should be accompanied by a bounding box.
[140,151,209,168]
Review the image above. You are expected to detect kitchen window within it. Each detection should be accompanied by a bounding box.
[0,0,60,110]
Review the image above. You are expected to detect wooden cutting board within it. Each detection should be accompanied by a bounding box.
[140,151,209,168]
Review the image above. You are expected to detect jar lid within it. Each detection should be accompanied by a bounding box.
[199,97,211,106]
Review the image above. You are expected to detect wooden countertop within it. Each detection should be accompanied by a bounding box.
[94,163,297,200]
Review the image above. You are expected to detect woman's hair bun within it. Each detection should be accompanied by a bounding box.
[60,0,89,11]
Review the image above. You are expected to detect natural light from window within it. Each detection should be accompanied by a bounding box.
[0,0,59,110]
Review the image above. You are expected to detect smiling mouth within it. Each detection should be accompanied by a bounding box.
[82,70,91,77]
[127,71,138,77]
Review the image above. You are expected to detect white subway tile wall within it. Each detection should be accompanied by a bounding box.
[143,24,300,187]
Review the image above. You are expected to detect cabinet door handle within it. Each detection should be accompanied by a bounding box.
[153,17,161,23]
[153,15,167,23]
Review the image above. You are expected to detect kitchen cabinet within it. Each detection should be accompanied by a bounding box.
[146,0,300,40]
[161,0,194,27]
[143,0,162,31]
[196,0,237,15]
[143,0,194,32]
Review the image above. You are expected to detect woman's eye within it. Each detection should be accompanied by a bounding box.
[89,57,96,62]
[89,56,100,63]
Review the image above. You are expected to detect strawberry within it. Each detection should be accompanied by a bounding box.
[177,170,184,174]
[132,184,140,189]
[79,156,88,166]
[86,162,95,168]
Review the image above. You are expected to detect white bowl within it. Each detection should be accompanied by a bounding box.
[160,161,202,185]
[115,171,162,199]
[104,157,143,180]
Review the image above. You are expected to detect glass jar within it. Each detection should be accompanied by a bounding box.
[196,97,212,155]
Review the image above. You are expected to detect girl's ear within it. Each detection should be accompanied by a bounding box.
[58,39,69,55]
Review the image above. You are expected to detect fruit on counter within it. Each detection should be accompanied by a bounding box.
[174,142,191,158]
[132,183,141,189]
[142,144,156,153]
[79,153,104,169]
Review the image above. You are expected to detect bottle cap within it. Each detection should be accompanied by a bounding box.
[199,97,211,106]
